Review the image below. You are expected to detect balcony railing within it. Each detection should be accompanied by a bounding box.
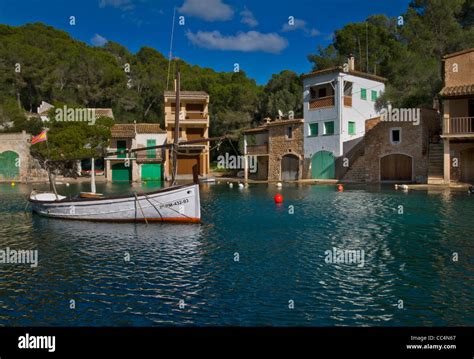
[445,117,474,135]
[309,96,335,110]
[344,96,352,107]
[168,111,209,120]
[246,144,268,155]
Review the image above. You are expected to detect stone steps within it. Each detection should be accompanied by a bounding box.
[427,143,444,184]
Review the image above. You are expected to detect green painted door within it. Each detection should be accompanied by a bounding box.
[311,151,335,179]
[141,164,162,181]
[112,162,131,181]
[0,151,20,180]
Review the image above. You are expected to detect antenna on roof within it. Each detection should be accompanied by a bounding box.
[166,7,177,91]
[366,21,369,73]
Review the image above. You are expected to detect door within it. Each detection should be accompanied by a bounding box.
[461,148,474,183]
[281,154,299,180]
[117,140,127,159]
[177,155,200,175]
[112,162,131,181]
[380,154,412,181]
[311,151,335,179]
[0,151,19,179]
[141,164,162,181]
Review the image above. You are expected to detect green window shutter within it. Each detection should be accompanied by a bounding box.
[361,88,367,100]
[348,121,356,135]
[371,90,377,101]
[147,139,156,158]
[324,121,334,135]
[309,123,318,136]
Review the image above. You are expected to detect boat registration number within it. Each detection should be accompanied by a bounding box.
[159,198,189,209]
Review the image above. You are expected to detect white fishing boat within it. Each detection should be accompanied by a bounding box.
[29,184,201,223]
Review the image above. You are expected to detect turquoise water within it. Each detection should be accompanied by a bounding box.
[0,182,473,326]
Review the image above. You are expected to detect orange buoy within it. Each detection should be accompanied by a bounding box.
[337,184,344,192]
[274,193,283,203]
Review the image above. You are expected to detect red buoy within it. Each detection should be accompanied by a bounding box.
[274,193,283,203]
[337,184,344,192]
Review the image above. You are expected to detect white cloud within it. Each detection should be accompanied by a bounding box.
[186,30,288,54]
[240,7,258,27]
[91,33,108,46]
[99,0,134,11]
[282,18,319,37]
[179,0,234,22]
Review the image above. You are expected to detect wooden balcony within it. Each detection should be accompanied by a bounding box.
[344,96,352,107]
[444,117,474,136]
[309,96,335,110]
[246,144,268,155]
[168,111,209,120]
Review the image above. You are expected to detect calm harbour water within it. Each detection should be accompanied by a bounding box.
[0,181,473,326]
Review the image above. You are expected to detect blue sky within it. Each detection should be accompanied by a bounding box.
[0,0,412,84]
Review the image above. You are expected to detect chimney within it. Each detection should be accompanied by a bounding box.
[348,54,355,71]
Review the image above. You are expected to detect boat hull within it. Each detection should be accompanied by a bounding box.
[29,184,201,223]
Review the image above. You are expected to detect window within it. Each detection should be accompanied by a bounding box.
[324,121,335,135]
[348,121,356,135]
[361,88,367,100]
[147,139,156,158]
[318,88,327,98]
[344,82,353,96]
[287,126,293,139]
[309,123,318,137]
[371,90,377,102]
[390,128,401,144]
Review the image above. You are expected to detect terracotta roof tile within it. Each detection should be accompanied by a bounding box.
[111,123,166,138]
[439,84,474,97]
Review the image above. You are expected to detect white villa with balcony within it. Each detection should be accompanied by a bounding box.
[302,57,386,179]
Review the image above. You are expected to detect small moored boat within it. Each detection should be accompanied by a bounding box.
[29,184,201,223]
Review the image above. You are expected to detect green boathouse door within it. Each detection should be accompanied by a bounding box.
[112,163,131,181]
[141,164,162,181]
[311,151,335,179]
[0,151,20,180]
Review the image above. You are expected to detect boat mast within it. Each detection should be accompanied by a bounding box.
[171,63,180,186]
[90,157,96,194]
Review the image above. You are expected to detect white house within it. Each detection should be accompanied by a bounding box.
[105,123,167,182]
[302,56,386,179]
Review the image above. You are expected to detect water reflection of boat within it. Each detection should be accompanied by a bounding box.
[29,184,200,223]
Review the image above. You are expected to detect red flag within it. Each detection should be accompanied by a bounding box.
[31,130,48,145]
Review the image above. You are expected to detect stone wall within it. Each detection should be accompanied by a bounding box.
[444,51,474,87]
[448,142,474,182]
[267,122,304,181]
[342,109,440,183]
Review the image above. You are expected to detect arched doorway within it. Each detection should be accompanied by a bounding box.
[281,154,299,181]
[311,151,335,179]
[0,151,20,180]
[380,154,412,181]
[461,148,474,183]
